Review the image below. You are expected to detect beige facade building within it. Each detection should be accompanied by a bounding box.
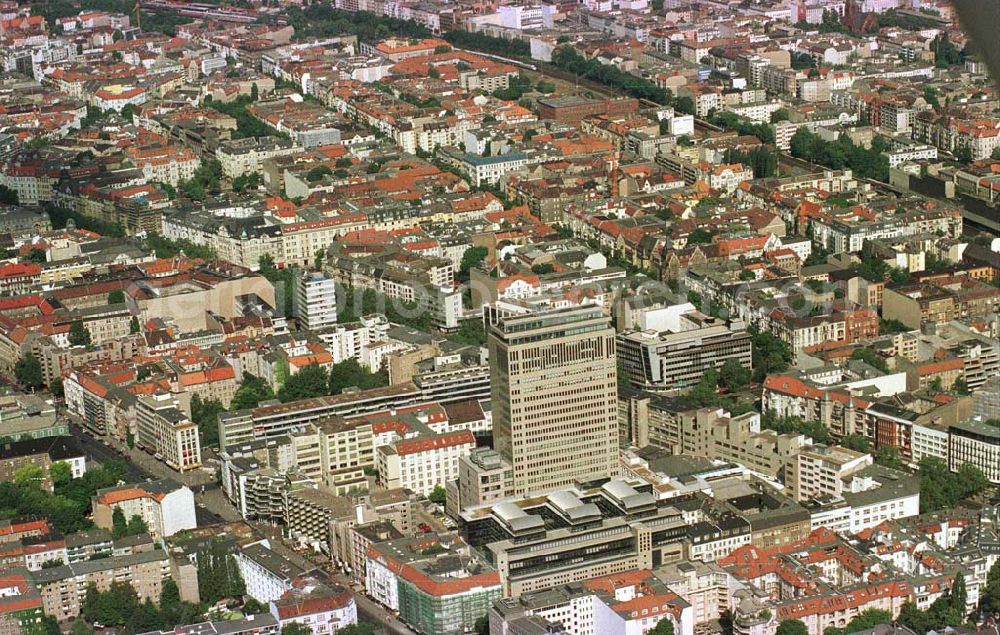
[784,445,872,502]
[488,305,619,496]
[135,394,202,472]
[216,136,300,178]
[619,396,811,478]
[30,550,171,622]
[446,447,513,516]
[684,410,812,478]
[288,416,374,495]
[285,487,354,554]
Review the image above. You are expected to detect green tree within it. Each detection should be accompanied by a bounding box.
[429,484,447,505]
[126,599,163,633]
[191,394,225,449]
[789,128,888,181]
[49,461,72,488]
[0,184,19,205]
[982,558,1000,615]
[130,316,141,334]
[684,369,721,408]
[82,581,139,627]
[707,111,775,144]
[127,514,148,536]
[923,86,940,109]
[917,457,988,513]
[851,347,888,372]
[932,32,962,67]
[718,359,751,392]
[181,179,206,201]
[328,359,387,395]
[277,363,329,402]
[770,108,790,123]
[259,254,276,273]
[50,377,63,398]
[839,435,871,453]
[24,248,47,264]
[14,353,43,389]
[776,620,810,635]
[69,320,92,347]
[879,318,909,334]
[69,618,92,635]
[899,590,966,633]
[951,573,967,617]
[675,96,695,115]
[198,542,247,605]
[282,623,313,635]
[447,319,487,348]
[874,446,904,469]
[232,172,261,193]
[243,597,267,614]
[40,615,61,635]
[687,228,713,245]
[459,245,488,282]
[762,413,831,444]
[160,577,181,617]
[231,373,276,410]
[649,618,675,635]
[108,289,126,304]
[842,609,893,634]
[146,234,217,260]
[111,507,128,539]
[750,329,793,382]
[14,465,45,487]
[547,45,672,104]
[306,165,333,182]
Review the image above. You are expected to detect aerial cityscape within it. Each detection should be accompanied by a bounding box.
[0,0,998,634]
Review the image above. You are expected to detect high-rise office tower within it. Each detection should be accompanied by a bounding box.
[488,305,619,496]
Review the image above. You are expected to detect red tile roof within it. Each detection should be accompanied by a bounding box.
[394,431,475,457]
